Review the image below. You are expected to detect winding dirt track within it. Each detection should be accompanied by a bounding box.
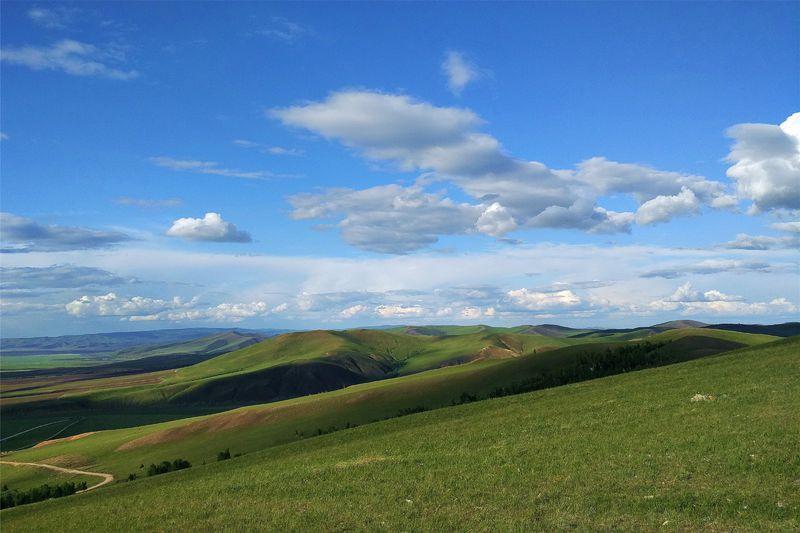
[0,460,114,492]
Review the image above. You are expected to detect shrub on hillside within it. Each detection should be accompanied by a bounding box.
[146,458,191,477]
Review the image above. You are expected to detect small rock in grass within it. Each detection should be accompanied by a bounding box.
[690,393,714,402]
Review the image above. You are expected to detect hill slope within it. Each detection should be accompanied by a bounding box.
[2,336,797,530]
[0,329,777,480]
[13,329,572,408]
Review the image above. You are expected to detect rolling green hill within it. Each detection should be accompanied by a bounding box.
[2,336,796,530]
[0,329,777,482]
[6,329,575,409]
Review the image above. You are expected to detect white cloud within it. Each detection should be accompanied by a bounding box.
[641,259,775,279]
[65,291,276,323]
[725,112,800,213]
[1,264,133,294]
[233,139,304,156]
[650,282,797,316]
[442,51,479,96]
[272,90,732,252]
[3,240,797,334]
[65,292,198,317]
[475,202,518,237]
[635,187,701,225]
[340,304,368,318]
[460,306,482,319]
[0,39,138,80]
[27,6,77,29]
[771,221,800,233]
[506,288,581,310]
[166,212,252,243]
[164,301,269,322]
[375,304,424,318]
[0,132,9,141]
[116,197,182,208]
[256,17,313,42]
[722,233,800,250]
[289,185,483,253]
[151,156,282,180]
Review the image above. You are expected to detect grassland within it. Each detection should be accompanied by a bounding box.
[2,336,796,530]
[1,329,575,410]
[0,329,777,481]
[0,355,94,372]
[0,463,99,492]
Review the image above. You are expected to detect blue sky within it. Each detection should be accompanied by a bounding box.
[1,2,798,336]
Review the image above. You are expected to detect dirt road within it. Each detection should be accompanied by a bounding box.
[0,460,114,492]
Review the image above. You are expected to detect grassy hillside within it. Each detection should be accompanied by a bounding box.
[0,330,774,480]
[2,337,797,530]
[705,322,800,338]
[0,464,98,493]
[1,328,775,451]
[0,355,93,373]
[4,329,574,409]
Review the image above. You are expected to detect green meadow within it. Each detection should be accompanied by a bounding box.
[2,336,797,530]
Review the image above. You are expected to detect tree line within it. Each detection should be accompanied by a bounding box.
[1,481,88,509]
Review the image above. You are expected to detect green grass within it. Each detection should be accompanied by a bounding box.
[0,332,776,481]
[2,329,576,409]
[0,355,96,372]
[0,409,222,452]
[2,337,797,530]
[0,464,98,492]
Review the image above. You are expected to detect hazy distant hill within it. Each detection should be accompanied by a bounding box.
[704,322,800,337]
[0,327,289,355]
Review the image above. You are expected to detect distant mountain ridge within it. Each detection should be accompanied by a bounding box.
[0,327,289,355]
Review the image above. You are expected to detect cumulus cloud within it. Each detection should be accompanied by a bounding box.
[505,288,581,310]
[65,292,198,317]
[160,301,270,322]
[635,187,701,225]
[166,213,252,243]
[442,51,479,95]
[0,39,138,80]
[650,282,797,316]
[340,304,369,318]
[150,156,280,180]
[475,202,518,237]
[64,292,276,323]
[771,221,800,233]
[272,90,732,252]
[290,185,482,253]
[725,112,800,213]
[0,213,132,253]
